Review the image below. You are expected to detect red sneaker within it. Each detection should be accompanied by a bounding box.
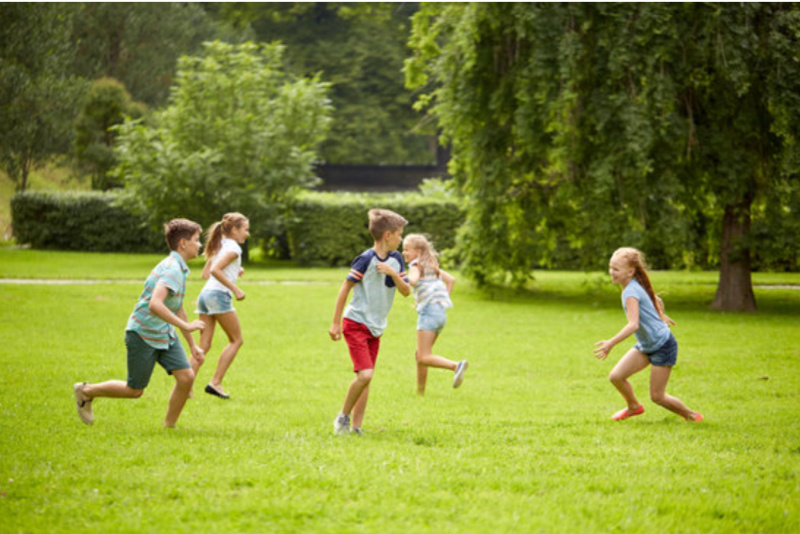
[612,405,645,421]
[687,412,704,422]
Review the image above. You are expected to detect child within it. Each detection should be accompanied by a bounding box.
[191,213,250,399]
[402,234,467,395]
[329,209,411,435]
[594,247,703,422]
[73,219,206,428]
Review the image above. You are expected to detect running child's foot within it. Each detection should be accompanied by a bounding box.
[611,405,645,421]
[453,360,469,388]
[686,412,704,422]
[73,382,94,425]
[333,413,350,435]
[351,427,364,436]
[204,384,230,399]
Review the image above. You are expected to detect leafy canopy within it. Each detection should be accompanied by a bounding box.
[113,41,332,244]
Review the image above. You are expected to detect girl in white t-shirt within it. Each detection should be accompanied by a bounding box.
[192,213,250,399]
[402,234,468,395]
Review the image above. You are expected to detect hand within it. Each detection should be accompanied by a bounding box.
[191,345,205,365]
[186,319,206,332]
[594,340,612,360]
[238,267,245,277]
[663,314,676,327]
[375,262,397,277]
[234,288,246,301]
[329,323,342,341]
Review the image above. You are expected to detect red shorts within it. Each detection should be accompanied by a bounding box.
[343,318,381,372]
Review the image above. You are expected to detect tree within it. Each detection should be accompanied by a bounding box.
[406,3,800,310]
[71,3,248,107]
[112,41,332,248]
[212,2,434,164]
[0,3,87,191]
[74,77,145,190]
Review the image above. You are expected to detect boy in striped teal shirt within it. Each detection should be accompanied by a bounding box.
[74,219,206,428]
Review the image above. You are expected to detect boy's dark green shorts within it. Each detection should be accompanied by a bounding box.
[125,330,191,389]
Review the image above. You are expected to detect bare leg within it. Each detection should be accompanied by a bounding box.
[416,358,428,395]
[191,314,216,396]
[351,384,370,429]
[608,348,650,410]
[84,380,143,399]
[341,369,373,425]
[650,366,700,420]
[164,368,195,428]
[208,311,243,394]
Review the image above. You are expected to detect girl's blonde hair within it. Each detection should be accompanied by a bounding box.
[204,212,248,259]
[612,247,668,322]
[404,234,440,276]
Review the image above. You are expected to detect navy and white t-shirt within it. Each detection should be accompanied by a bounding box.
[344,249,408,337]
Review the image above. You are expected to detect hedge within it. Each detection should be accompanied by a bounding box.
[286,191,464,266]
[11,191,164,252]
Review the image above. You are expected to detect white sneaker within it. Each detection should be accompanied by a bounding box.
[453,360,469,388]
[351,427,364,436]
[73,382,94,425]
[333,413,350,435]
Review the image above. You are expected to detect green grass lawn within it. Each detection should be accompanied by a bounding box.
[1,250,799,533]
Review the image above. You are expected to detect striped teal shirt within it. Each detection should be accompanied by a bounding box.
[126,251,189,349]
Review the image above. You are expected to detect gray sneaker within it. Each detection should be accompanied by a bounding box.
[351,427,364,436]
[453,360,469,388]
[333,413,350,435]
[73,382,94,425]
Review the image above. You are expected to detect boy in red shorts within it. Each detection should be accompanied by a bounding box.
[329,209,411,435]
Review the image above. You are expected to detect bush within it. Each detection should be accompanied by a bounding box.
[11,190,163,252]
[287,191,464,266]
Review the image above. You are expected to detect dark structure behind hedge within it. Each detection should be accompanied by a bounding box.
[11,191,164,252]
[11,190,464,265]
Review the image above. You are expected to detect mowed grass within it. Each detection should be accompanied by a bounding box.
[0,250,799,533]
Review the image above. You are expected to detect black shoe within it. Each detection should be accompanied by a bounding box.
[204,384,230,399]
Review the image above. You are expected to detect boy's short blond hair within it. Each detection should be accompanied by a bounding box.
[368,209,408,241]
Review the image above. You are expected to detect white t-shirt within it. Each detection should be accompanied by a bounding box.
[202,238,242,294]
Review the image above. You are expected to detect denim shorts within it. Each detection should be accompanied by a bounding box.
[641,333,678,367]
[196,289,235,315]
[417,304,447,334]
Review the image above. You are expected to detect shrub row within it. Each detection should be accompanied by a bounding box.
[286,192,464,266]
[11,191,164,252]
[11,190,465,265]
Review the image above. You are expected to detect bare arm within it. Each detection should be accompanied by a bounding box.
[177,304,205,363]
[407,264,421,287]
[329,280,355,341]
[593,297,639,360]
[376,262,411,297]
[210,251,245,300]
[439,269,456,294]
[201,257,213,280]
[149,284,206,333]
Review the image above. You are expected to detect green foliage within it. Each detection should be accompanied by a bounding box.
[71,3,248,106]
[73,77,146,190]
[0,3,88,191]
[287,191,464,266]
[112,41,332,247]
[217,3,434,165]
[10,190,162,252]
[407,4,800,291]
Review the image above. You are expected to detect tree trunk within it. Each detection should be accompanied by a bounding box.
[711,197,756,312]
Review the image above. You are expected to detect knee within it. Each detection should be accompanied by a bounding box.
[175,369,195,387]
[415,350,423,363]
[650,391,666,405]
[356,369,374,384]
[608,371,623,385]
[129,387,145,399]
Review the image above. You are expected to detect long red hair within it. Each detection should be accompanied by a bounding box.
[613,247,667,322]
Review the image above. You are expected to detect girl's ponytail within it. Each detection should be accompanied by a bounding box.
[204,222,223,260]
